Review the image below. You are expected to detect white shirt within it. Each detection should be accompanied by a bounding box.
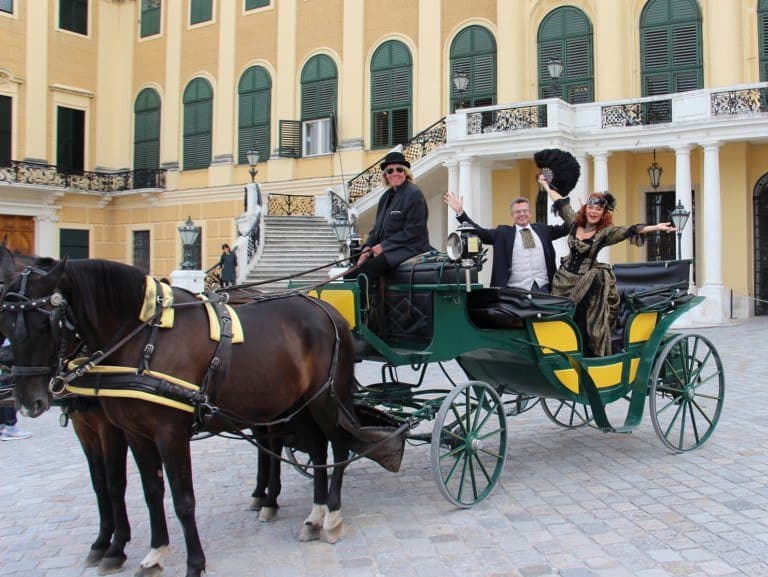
[507,225,549,290]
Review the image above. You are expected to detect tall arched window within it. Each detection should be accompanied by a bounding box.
[183,78,213,170]
[371,40,412,149]
[640,0,702,96]
[134,88,161,171]
[449,25,496,112]
[759,0,768,81]
[537,6,594,103]
[301,54,337,120]
[238,66,271,164]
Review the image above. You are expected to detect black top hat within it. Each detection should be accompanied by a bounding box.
[380,151,411,170]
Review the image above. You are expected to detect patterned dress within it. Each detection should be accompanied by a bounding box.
[551,199,645,357]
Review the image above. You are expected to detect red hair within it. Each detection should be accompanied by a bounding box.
[575,193,613,231]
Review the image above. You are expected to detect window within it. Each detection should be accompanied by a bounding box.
[277,55,337,158]
[449,26,496,112]
[141,0,161,37]
[57,106,85,172]
[0,95,10,166]
[760,0,768,81]
[537,6,594,103]
[134,88,161,186]
[238,66,271,164]
[183,78,213,170]
[59,0,88,35]
[133,230,150,274]
[60,229,89,260]
[245,0,269,10]
[0,1,13,15]
[371,40,412,149]
[640,0,702,96]
[190,0,212,25]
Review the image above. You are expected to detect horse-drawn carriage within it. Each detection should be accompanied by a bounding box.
[304,249,723,507]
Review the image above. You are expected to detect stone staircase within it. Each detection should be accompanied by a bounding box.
[244,215,341,290]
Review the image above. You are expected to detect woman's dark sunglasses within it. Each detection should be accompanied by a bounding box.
[385,166,405,175]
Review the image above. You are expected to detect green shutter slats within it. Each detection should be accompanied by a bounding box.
[301,56,337,121]
[278,120,301,158]
[245,0,269,10]
[238,66,271,163]
[183,79,213,170]
[537,7,594,103]
[672,24,699,66]
[450,26,497,111]
[140,0,161,37]
[370,40,412,148]
[759,1,768,80]
[190,0,212,25]
[643,29,670,69]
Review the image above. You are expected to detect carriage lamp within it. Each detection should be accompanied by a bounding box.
[246,148,259,183]
[178,216,201,270]
[452,70,469,110]
[447,223,483,292]
[669,200,690,260]
[546,56,564,99]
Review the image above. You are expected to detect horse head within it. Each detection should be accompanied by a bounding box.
[0,257,68,417]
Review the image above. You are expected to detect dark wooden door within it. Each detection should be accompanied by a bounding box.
[0,215,34,255]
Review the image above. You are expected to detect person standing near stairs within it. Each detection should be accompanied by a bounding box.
[355,151,431,286]
[219,243,238,287]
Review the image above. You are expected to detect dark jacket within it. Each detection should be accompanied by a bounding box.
[365,180,431,267]
[456,212,568,288]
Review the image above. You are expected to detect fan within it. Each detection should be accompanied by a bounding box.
[534,148,581,197]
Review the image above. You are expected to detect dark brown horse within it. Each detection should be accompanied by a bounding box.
[1,257,370,577]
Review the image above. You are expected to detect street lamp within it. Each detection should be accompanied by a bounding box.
[178,216,201,270]
[452,70,469,110]
[669,200,690,260]
[246,148,259,182]
[648,149,663,189]
[546,56,564,99]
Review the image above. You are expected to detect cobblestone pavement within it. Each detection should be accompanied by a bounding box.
[2,318,768,577]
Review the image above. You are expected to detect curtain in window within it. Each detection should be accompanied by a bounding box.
[449,26,496,112]
[371,40,412,148]
[238,66,271,163]
[183,78,213,170]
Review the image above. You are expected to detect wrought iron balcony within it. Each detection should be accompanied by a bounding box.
[0,161,166,192]
[467,104,548,134]
[601,99,672,128]
[711,86,768,116]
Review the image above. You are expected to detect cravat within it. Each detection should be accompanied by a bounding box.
[520,228,535,249]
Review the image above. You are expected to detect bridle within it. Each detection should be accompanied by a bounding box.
[0,266,78,395]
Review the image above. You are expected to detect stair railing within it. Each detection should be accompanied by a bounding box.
[234,181,265,283]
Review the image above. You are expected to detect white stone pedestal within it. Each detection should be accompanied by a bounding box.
[693,284,728,325]
[170,269,205,293]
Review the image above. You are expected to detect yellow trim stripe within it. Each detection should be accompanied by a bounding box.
[65,384,195,413]
[138,276,175,327]
[197,295,245,343]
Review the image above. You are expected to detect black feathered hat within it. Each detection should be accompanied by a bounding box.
[534,148,581,197]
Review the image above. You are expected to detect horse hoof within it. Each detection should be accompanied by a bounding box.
[299,522,322,542]
[249,497,263,511]
[134,565,163,577]
[98,555,127,575]
[320,523,345,544]
[258,506,278,522]
[85,548,107,567]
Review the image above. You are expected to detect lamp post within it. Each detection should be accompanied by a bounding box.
[246,148,259,182]
[452,70,469,110]
[648,149,663,189]
[546,56,564,99]
[178,216,201,270]
[669,200,690,260]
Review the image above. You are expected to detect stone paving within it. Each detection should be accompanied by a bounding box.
[2,318,768,577]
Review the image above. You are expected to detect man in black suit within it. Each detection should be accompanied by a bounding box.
[443,192,568,291]
[356,151,431,285]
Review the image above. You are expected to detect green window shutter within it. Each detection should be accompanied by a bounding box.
[60,0,88,35]
[183,79,213,170]
[370,40,412,148]
[0,95,11,166]
[450,26,497,111]
[134,88,161,170]
[640,0,702,96]
[141,0,161,37]
[60,229,89,260]
[190,0,212,25]
[759,0,768,81]
[238,66,271,163]
[245,0,269,10]
[537,7,594,103]
[301,55,337,120]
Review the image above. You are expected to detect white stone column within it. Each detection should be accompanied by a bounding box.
[340,0,364,148]
[445,160,459,233]
[458,156,474,218]
[698,141,726,324]
[592,151,611,263]
[34,213,59,257]
[161,0,183,171]
[673,145,694,263]
[24,0,48,163]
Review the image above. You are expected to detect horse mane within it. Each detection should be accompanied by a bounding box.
[62,259,147,329]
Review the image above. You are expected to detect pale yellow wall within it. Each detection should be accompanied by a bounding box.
[297,0,344,64]
[365,0,418,52]
[442,0,496,40]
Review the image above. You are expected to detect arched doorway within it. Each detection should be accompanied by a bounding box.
[754,173,768,315]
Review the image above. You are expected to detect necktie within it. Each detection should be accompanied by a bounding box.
[520,228,535,249]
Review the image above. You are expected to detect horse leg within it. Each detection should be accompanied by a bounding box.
[321,440,349,544]
[257,433,282,522]
[127,434,171,577]
[299,438,328,542]
[156,435,206,577]
[249,427,269,511]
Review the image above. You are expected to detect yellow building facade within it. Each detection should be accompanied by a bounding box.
[1,0,768,323]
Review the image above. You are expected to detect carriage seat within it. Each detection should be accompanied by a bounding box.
[466,287,576,330]
[612,260,694,351]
